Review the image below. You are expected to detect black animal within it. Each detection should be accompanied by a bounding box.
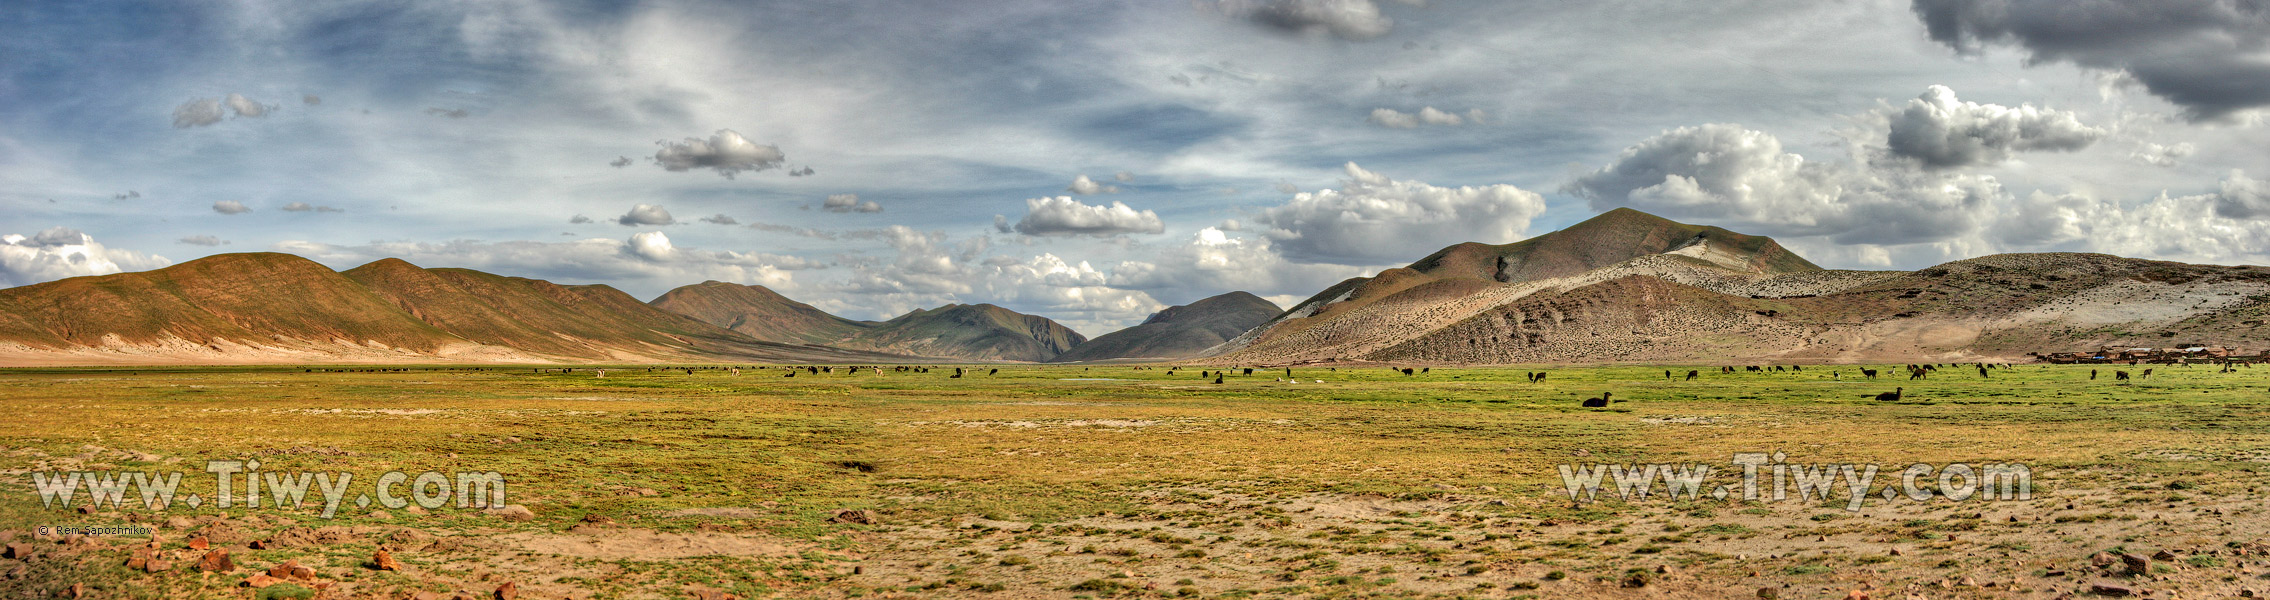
[1213,375,1224,384]
[1977,365,1989,378]
[1685,370,1699,381]
[989,368,998,376]
[2090,369,2097,380]
[1401,368,1414,376]
[1581,392,1613,407]
[2141,368,2154,379]
[2115,371,2129,381]
[1868,387,1903,401]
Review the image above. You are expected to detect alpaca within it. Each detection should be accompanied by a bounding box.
[1868,387,1903,401]
[1582,392,1612,407]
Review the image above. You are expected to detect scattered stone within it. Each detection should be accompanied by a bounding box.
[2119,553,2150,576]
[247,539,271,550]
[241,574,285,588]
[163,516,193,529]
[371,549,401,571]
[2151,550,2177,561]
[1757,587,1779,600]
[186,536,209,550]
[2091,583,2134,596]
[688,587,740,600]
[1889,548,1902,556]
[2090,552,2117,567]
[580,514,614,524]
[63,583,84,598]
[831,509,877,525]
[1843,591,1871,600]
[1,543,31,560]
[74,505,94,515]
[494,581,518,600]
[196,549,234,573]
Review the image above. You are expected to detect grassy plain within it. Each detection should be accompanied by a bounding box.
[1,363,2268,598]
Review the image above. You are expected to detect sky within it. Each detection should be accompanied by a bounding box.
[3,0,2268,336]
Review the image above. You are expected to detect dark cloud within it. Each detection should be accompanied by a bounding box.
[2215,170,2269,219]
[1912,0,2270,119]
[617,204,675,226]
[653,129,786,178]
[609,156,633,168]
[1216,0,1398,40]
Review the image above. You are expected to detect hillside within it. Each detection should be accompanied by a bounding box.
[1050,292,1281,362]
[1212,209,2270,364]
[648,281,873,345]
[0,254,914,365]
[830,303,1086,362]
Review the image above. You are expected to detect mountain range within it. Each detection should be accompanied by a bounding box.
[4,208,2267,365]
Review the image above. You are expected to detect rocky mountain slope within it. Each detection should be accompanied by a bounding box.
[1049,292,1282,362]
[648,281,872,345]
[827,303,1087,362]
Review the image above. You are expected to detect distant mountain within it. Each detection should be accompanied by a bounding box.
[1049,292,1281,362]
[834,304,1086,362]
[0,253,911,365]
[649,281,871,345]
[1210,208,2270,364]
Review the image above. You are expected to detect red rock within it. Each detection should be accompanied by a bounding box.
[1,543,31,559]
[247,539,271,550]
[1844,591,1872,600]
[64,583,84,598]
[186,536,209,550]
[241,574,285,588]
[196,549,234,572]
[493,581,518,600]
[268,560,298,579]
[2091,583,2135,596]
[371,549,402,571]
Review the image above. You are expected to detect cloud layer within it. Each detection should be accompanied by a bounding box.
[1913,0,2270,119]
[1257,163,1546,265]
[652,130,786,178]
[1012,197,1166,237]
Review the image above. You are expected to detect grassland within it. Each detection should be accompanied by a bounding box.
[2,363,2268,599]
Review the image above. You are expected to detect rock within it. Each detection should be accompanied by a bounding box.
[2238,587,2257,598]
[831,509,877,525]
[2091,583,2134,596]
[494,581,518,600]
[186,537,208,550]
[74,505,94,515]
[63,583,84,598]
[2119,553,2150,575]
[366,511,392,520]
[196,549,234,573]
[1843,591,1871,600]
[240,574,285,588]
[1,543,30,560]
[580,514,614,524]
[688,587,741,600]
[371,549,402,571]
[2151,550,2176,561]
[163,516,193,529]
[485,505,535,522]
[1757,587,1779,600]
[247,539,271,550]
[1889,548,1902,556]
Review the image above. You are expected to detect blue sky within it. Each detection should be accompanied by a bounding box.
[4,0,2267,335]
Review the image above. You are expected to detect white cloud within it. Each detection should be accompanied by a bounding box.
[652,129,786,178]
[179,235,227,246]
[1368,106,1483,128]
[1564,123,2002,245]
[212,200,252,215]
[1,228,170,288]
[172,98,225,128]
[224,93,272,118]
[2132,142,2197,168]
[2215,170,2269,220]
[1256,162,1546,264]
[822,193,882,213]
[626,231,675,261]
[281,202,344,213]
[1067,174,1120,194]
[1212,0,1396,40]
[617,203,675,225]
[1112,226,1372,305]
[1012,196,1165,236]
[1882,85,2104,169]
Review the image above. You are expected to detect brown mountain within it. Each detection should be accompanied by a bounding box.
[1212,209,2270,364]
[648,280,871,345]
[0,253,911,365]
[829,303,1086,362]
[1048,292,1281,363]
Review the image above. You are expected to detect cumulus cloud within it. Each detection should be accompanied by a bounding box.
[832,226,1165,331]
[2215,170,2269,219]
[2132,142,2197,168]
[212,201,252,215]
[1111,227,1373,305]
[652,129,786,178]
[179,235,227,246]
[1256,163,1546,264]
[1882,85,2104,169]
[1368,106,1484,128]
[617,204,674,226]
[1,227,169,288]
[172,98,225,128]
[1565,123,2004,245]
[425,107,470,118]
[1012,197,1165,236]
[698,214,739,225]
[281,202,344,213]
[1984,184,2270,265]
[1066,174,1120,194]
[1912,0,2270,119]
[1214,0,1397,40]
[822,194,882,213]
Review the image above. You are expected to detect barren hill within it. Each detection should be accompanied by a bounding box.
[648,280,871,345]
[1049,292,1282,363]
[1212,210,2270,364]
[830,303,1086,362]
